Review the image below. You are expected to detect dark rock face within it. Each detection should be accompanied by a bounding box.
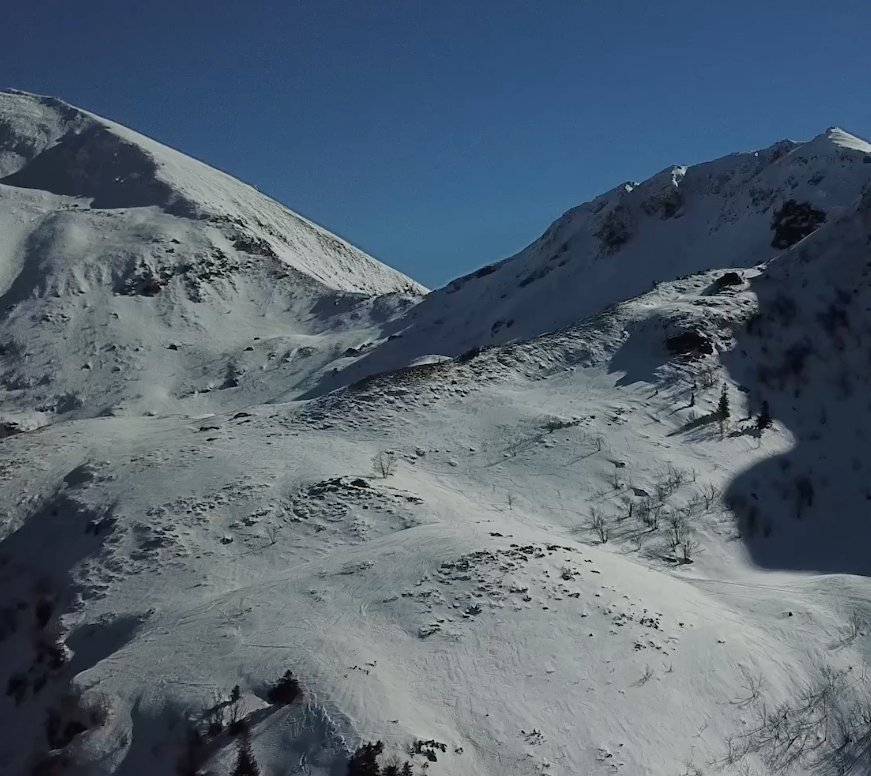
[667,331,713,356]
[713,272,743,290]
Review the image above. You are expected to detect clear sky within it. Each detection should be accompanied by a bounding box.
[2,0,869,288]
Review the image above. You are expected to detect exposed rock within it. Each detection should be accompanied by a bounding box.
[666,331,713,357]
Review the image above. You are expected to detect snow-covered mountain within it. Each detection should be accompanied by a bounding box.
[2,92,871,776]
[0,90,424,295]
[312,127,871,395]
[0,91,424,426]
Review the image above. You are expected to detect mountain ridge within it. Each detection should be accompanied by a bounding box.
[306,124,871,396]
[2,93,871,776]
[0,89,425,296]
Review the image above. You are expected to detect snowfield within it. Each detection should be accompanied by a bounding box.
[2,90,871,776]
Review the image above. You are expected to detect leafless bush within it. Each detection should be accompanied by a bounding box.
[697,361,719,389]
[542,416,576,433]
[637,498,655,529]
[372,451,397,479]
[830,612,866,651]
[263,523,283,546]
[700,482,720,510]
[589,508,609,543]
[633,665,655,687]
[664,464,691,493]
[680,534,700,563]
[640,500,663,531]
[668,509,690,551]
[652,465,689,506]
[731,668,766,708]
[720,665,871,775]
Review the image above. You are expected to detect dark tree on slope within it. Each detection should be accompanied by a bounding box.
[267,670,301,705]
[771,199,827,249]
[756,400,773,433]
[348,741,384,776]
[233,730,260,776]
[717,384,731,438]
[717,384,730,419]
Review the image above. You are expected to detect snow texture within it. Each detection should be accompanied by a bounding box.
[2,90,871,776]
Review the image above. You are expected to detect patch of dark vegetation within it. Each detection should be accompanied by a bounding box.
[518,265,552,288]
[348,740,416,775]
[266,670,301,705]
[231,231,279,261]
[771,199,827,249]
[595,204,631,253]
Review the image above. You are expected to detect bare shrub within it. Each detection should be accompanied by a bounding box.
[633,665,655,687]
[636,498,652,527]
[679,534,700,563]
[639,500,663,531]
[543,416,577,433]
[668,509,689,551]
[830,612,865,651]
[697,361,719,389]
[731,668,766,708]
[372,451,397,479]
[721,665,867,774]
[589,508,609,543]
[700,483,720,510]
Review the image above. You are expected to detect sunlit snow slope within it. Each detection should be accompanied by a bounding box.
[2,90,871,776]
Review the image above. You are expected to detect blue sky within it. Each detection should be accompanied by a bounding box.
[2,0,869,287]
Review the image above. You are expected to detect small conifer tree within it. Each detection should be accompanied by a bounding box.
[348,741,384,776]
[233,730,260,776]
[717,384,730,438]
[717,384,730,419]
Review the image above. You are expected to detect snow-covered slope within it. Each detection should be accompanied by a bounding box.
[0,91,424,425]
[0,90,425,296]
[3,94,871,776]
[312,127,871,395]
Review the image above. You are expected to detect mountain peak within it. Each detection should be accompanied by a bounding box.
[0,90,425,296]
[815,126,871,153]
